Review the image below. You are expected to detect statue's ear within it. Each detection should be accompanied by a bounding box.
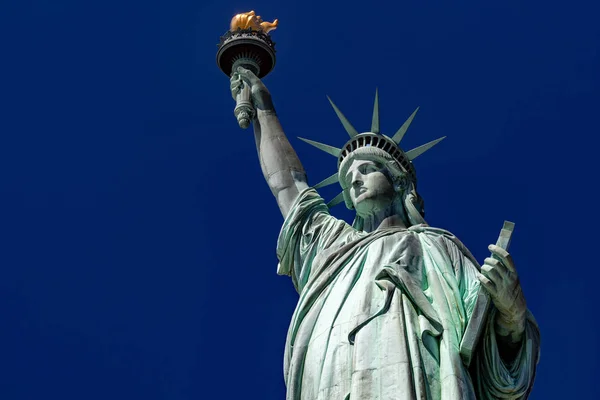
[397,175,411,193]
[387,161,409,193]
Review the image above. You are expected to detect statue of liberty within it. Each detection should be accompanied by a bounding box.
[229,66,540,400]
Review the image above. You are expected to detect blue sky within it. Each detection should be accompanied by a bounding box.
[1,0,599,398]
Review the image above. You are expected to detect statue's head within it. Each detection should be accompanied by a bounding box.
[338,142,423,230]
[298,90,444,231]
[342,157,398,216]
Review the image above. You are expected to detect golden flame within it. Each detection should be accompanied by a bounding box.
[230,10,278,34]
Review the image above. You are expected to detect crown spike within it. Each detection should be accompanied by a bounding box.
[371,88,380,134]
[392,107,420,144]
[298,137,341,157]
[405,136,446,161]
[327,96,359,138]
[314,172,339,189]
[327,192,346,208]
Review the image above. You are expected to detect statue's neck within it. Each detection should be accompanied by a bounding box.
[360,203,408,233]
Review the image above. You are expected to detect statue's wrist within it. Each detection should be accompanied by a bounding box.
[255,94,276,115]
[495,288,527,326]
[256,108,278,120]
[495,310,526,342]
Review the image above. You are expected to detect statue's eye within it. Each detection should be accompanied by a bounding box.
[363,165,378,174]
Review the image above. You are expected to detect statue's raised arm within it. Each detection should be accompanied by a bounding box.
[230,66,309,218]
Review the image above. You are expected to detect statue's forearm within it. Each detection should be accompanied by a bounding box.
[253,109,308,217]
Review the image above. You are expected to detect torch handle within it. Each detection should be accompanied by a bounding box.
[233,79,255,129]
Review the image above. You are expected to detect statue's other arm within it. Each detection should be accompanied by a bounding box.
[439,234,540,397]
[232,67,309,218]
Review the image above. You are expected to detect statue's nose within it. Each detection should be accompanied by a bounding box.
[351,171,363,188]
[352,177,363,188]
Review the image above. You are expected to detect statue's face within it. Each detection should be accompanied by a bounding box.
[344,159,396,216]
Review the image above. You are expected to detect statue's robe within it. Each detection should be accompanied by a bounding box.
[277,189,540,400]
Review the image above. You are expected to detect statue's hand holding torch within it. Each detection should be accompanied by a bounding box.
[230,66,275,125]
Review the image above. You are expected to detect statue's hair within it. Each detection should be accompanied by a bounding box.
[338,147,426,230]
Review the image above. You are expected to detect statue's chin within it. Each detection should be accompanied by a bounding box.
[354,197,380,217]
[354,192,396,218]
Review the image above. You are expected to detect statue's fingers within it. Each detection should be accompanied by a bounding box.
[230,72,242,85]
[230,85,241,99]
[484,257,509,278]
[230,80,243,93]
[230,76,244,98]
[236,66,260,85]
[477,272,497,296]
[488,244,516,273]
[481,264,504,285]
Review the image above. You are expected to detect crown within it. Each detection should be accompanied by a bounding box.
[299,89,445,208]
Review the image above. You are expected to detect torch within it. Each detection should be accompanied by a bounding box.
[216,11,278,129]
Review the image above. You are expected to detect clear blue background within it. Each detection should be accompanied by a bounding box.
[1,0,599,398]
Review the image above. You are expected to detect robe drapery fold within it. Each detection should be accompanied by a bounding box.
[276,188,540,400]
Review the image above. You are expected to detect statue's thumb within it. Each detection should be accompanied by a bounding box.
[237,66,252,76]
[236,66,258,83]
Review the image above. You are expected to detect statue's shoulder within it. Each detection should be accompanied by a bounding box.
[409,224,480,267]
[409,223,473,251]
[408,224,457,241]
